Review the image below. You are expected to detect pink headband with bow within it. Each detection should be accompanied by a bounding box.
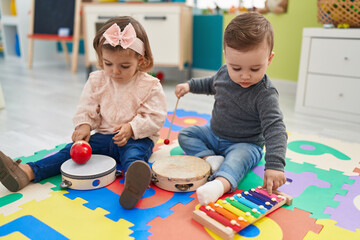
[102,23,145,56]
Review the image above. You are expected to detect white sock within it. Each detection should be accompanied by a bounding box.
[196,179,224,205]
[205,155,224,173]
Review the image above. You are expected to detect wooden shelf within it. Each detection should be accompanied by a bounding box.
[0,0,58,62]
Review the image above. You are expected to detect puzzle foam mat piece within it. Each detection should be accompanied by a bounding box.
[203,212,284,239]
[0,182,55,216]
[64,178,194,239]
[323,176,360,231]
[148,192,212,239]
[288,140,350,159]
[150,140,181,163]
[287,133,360,176]
[279,158,355,219]
[237,169,265,191]
[198,216,284,240]
[253,165,331,199]
[268,207,323,239]
[2,110,360,240]
[169,146,185,156]
[155,127,179,149]
[304,219,360,239]
[15,144,67,191]
[156,109,210,150]
[163,109,211,132]
[17,144,67,164]
[0,231,29,240]
[0,193,22,208]
[0,191,133,239]
[0,215,68,239]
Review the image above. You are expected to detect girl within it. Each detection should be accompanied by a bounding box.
[0,16,167,209]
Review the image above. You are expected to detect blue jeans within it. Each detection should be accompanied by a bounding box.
[28,133,154,182]
[178,125,263,192]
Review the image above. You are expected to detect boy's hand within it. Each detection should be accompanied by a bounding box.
[72,124,91,142]
[175,83,190,98]
[263,169,286,195]
[113,123,133,146]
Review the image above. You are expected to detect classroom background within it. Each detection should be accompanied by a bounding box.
[1,0,360,239]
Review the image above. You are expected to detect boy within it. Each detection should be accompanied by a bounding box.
[175,12,287,205]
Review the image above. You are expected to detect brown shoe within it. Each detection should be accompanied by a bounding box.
[0,151,30,192]
[119,160,151,209]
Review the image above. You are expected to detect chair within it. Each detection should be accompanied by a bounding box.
[27,0,82,73]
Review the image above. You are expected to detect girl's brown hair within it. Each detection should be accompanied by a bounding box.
[224,12,274,55]
[93,16,153,72]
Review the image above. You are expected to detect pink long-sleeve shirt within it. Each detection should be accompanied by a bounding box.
[72,70,167,143]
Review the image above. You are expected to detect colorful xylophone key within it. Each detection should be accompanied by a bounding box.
[192,186,293,240]
[255,186,285,202]
[248,188,278,205]
[241,191,273,209]
[208,202,248,228]
[233,194,267,214]
[217,198,256,222]
[199,205,243,232]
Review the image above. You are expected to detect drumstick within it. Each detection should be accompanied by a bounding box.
[164,98,180,145]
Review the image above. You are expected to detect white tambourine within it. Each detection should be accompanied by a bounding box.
[60,154,122,190]
[151,155,211,192]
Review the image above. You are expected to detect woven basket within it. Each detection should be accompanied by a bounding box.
[317,0,360,27]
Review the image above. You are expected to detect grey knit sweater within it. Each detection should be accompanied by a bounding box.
[187,65,287,171]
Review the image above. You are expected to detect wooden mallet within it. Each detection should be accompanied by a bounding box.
[164,98,180,145]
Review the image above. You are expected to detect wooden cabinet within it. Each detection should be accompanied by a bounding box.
[295,28,360,123]
[83,3,192,71]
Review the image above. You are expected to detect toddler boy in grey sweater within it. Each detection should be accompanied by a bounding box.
[175,12,287,205]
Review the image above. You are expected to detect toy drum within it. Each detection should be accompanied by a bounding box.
[60,154,122,190]
[151,155,211,192]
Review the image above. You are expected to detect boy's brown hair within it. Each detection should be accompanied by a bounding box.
[224,12,274,55]
[93,16,153,72]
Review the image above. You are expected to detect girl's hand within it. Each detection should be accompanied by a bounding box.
[113,123,133,146]
[174,83,190,98]
[262,169,287,195]
[72,124,91,142]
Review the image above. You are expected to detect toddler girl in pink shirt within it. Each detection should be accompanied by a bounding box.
[0,16,167,209]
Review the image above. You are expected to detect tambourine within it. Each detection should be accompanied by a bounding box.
[151,155,211,192]
[60,154,122,190]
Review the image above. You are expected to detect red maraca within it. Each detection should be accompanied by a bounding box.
[164,98,179,145]
[70,140,92,164]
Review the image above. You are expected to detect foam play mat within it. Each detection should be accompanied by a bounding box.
[1,109,360,239]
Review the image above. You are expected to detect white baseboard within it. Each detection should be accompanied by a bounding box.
[192,68,217,78]
[271,78,297,95]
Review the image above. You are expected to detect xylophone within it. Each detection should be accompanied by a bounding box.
[192,186,293,240]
